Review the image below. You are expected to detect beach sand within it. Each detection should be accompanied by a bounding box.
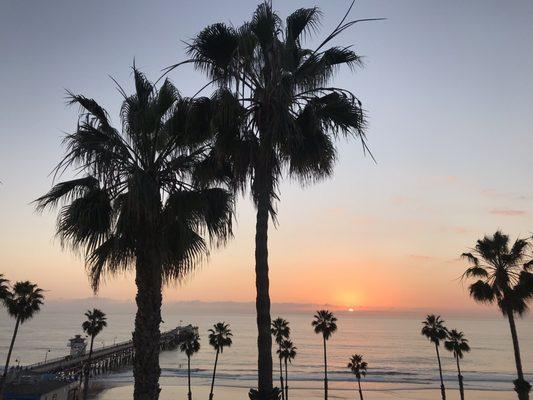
[93,383,516,400]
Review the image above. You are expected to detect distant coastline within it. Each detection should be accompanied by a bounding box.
[30,298,500,318]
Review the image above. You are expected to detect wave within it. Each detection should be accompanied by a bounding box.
[93,367,526,390]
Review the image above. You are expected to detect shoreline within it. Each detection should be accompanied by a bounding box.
[91,382,517,400]
[91,375,518,395]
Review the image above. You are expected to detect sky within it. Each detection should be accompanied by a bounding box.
[0,0,532,313]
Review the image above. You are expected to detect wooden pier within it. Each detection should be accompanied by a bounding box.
[22,326,193,378]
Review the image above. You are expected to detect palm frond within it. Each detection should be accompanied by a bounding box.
[187,23,240,81]
[35,176,99,212]
[286,7,321,42]
[56,188,112,253]
[469,280,495,304]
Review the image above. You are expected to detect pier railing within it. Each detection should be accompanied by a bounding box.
[22,326,192,375]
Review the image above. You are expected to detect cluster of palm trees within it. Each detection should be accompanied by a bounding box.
[177,322,233,400]
[176,312,369,400]
[421,315,470,400]
[0,281,107,400]
[271,318,297,400]
[35,2,371,399]
[269,311,369,400]
[421,231,533,400]
[0,275,44,393]
[312,310,369,400]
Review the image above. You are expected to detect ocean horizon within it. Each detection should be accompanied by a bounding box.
[1,303,531,399]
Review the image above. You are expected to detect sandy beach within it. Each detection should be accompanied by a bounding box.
[93,383,516,400]
[91,374,520,400]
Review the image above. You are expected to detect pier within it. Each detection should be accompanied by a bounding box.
[22,326,193,377]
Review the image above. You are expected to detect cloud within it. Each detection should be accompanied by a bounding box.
[489,208,526,216]
[481,189,531,201]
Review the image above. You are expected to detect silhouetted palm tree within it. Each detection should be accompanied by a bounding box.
[347,354,367,400]
[0,274,9,301]
[179,329,201,400]
[462,231,533,400]
[208,322,233,400]
[444,329,470,400]
[36,69,233,400]
[185,3,370,397]
[271,318,290,400]
[1,281,44,388]
[81,308,107,400]
[277,339,296,400]
[312,310,338,400]
[421,314,448,400]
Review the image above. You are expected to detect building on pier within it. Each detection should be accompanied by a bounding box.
[67,335,86,357]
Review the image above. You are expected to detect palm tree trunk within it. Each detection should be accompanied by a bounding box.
[323,336,328,400]
[1,316,20,390]
[284,358,288,400]
[435,343,446,400]
[357,378,363,400]
[133,240,163,400]
[82,335,95,400]
[254,185,274,399]
[209,349,219,400]
[455,356,464,400]
[507,311,531,400]
[187,355,192,400]
[279,345,285,400]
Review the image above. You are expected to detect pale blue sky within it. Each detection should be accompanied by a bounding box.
[0,0,532,310]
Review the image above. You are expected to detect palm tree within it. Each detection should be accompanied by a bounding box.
[185,3,371,398]
[179,329,201,400]
[444,329,470,400]
[277,340,296,400]
[312,310,338,400]
[421,314,448,400]
[1,281,44,388]
[0,274,9,301]
[35,68,233,400]
[271,318,290,400]
[81,308,107,400]
[208,322,233,400]
[347,354,367,400]
[461,231,533,400]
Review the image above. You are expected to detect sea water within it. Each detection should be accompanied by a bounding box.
[1,309,531,398]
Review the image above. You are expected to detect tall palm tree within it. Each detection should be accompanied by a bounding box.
[0,274,9,301]
[179,329,201,400]
[444,329,470,400]
[185,3,371,398]
[1,281,44,389]
[312,310,338,400]
[36,68,233,400]
[81,308,107,400]
[208,322,233,400]
[421,314,448,400]
[271,318,290,400]
[461,231,533,400]
[347,354,367,400]
[277,339,296,400]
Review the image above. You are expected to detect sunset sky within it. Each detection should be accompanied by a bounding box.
[1,0,532,312]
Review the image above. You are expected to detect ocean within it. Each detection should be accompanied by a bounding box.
[1,308,532,399]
